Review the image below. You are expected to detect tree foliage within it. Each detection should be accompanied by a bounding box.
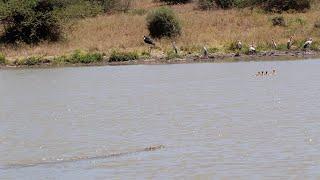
[0,0,62,44]
[146,7,181,38]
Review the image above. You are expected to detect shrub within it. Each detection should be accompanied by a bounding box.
[0,0,62,44]
[146,7,181,39]
[94,0,134,12]
[109,51,139,62]
[14,56,45,66]
[66,50,104,64]
[159,0,192,4]
[272,16,286,26]
[263,0,311,12]
[233,0,253,8]
[166,50,182,60]
[52,50,104,64]
[0,53,5,64]
[55,0,103,19]
[198,0,235,10]
[215,0,234,9]
[197,0,216,10]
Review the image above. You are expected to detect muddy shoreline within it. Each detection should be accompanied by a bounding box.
[1,50,320,69]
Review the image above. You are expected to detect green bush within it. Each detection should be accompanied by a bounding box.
[197,0,311,11]
[263,0,311,12]
[67,50,103,64]
[146,7,181,39]
[0,0,62,44]
[109,51,139,62]
[55,0,102,19]
[52,50,103,64]
[0,53,6,64]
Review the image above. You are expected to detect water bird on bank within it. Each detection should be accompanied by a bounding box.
[272,39,277,49]
[172,42,178,54]
[236,40,242,50]
[203,46,208,58]
[249,42,256,54]
[287,36,293,50]
[303,38,313,50]
[144,36,155,46]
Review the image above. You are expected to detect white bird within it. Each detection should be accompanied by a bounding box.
[272,39,277,49]
[303,38,313,49]
[203,46,208,58]
[287,36,293,50]
[249,42,256,54]
[236,40,242,50]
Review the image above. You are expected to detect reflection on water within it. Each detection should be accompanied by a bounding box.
[1,60,320,179]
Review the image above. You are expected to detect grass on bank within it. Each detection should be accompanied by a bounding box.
[0,53,5,64]
[0,0,320,60]
[52,50,104,65]
[1,41,320,67]
[3,51,104,66]
[2,50,152,66]
[109,51,139,62]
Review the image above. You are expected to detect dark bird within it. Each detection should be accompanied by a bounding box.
[144,36,155,46]
[287,36,293,50]
[303,38,313,49]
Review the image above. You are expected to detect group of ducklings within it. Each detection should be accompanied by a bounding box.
[256,69,277,76]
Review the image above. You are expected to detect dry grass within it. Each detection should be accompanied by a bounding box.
[1,0,320,59]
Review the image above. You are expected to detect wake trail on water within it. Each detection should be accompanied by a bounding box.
[1,145,165,170]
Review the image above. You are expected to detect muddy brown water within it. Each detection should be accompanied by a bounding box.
[1,59,320,179]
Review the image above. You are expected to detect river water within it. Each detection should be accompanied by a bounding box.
[1,60,320,179]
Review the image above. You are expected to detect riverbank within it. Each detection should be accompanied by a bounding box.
[1,50,320,69]
[1,0,320,60]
